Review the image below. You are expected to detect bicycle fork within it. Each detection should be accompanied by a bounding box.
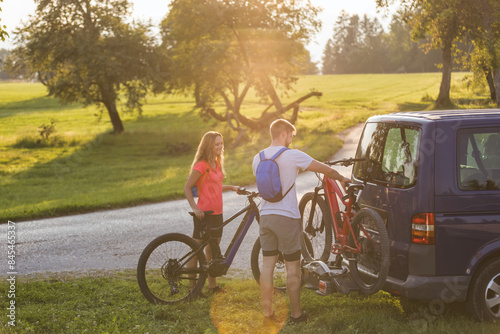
[305,186,323,236]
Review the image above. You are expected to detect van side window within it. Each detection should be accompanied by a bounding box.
[458,128,500,191]
[354,123,420,188]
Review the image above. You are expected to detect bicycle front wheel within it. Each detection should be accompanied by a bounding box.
[348,208,390,294]
[299,192,333,261]
[250,237,287,292]
[137,233,207,304]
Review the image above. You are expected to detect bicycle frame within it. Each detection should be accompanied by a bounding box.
[323,177,358,254]
[307,176,364,256]
[182,193,260,275]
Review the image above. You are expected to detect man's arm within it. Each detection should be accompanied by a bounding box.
[306,160,351,187]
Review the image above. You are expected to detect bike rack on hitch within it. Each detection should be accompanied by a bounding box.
[302,260,358,296]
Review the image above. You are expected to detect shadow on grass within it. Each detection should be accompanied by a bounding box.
[397,102,433,112]
[0,96,83,118]
[453,97,495,107]
[1,111,213,222]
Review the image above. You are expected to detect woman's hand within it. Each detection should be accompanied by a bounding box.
[193,208,205,220]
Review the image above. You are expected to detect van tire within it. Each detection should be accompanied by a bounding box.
[467,258,500,321]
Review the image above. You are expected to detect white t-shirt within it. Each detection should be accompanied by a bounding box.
[252,146,313,219]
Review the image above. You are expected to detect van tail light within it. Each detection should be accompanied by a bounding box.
[411,213,435,245]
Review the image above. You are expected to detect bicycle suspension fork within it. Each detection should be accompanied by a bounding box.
[305,186,323,236]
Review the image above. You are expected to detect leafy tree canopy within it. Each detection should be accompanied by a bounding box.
[7,0,167,133]
[161,0,321,133]
[0,0,8,41]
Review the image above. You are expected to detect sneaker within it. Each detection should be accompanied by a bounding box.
[208,286,223,294]
[289,310,307,323]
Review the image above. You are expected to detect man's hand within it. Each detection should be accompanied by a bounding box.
[339,177,351,189]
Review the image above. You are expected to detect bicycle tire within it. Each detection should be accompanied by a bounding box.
[299,192,333,262]
[348,208,390,294]
[137,233,207,304]
[250,237,287,292]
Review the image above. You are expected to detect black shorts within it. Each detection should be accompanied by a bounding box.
[193,214,223,240]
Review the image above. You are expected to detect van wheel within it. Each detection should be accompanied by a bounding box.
[467,258,500,321]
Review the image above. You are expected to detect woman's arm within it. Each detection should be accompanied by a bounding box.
[222,185,239,192]
[184,169,204,219]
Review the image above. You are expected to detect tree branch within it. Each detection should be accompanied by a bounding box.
[204,107,227,122]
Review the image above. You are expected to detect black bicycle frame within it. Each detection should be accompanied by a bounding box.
[180,196,260,271]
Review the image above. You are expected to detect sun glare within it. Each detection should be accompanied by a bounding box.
[209,281,289,334]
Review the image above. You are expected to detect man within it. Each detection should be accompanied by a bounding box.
[252,119,350,323]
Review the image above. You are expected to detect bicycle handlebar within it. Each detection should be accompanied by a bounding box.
[188,188,259,217]
[237,187,259,198]
[325,157,365,167]
[189,210,214,217]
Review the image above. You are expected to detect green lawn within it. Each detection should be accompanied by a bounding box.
[0,73,494,222]
[0,271,498,333]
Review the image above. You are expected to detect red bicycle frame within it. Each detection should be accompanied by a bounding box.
[322,177,361,256]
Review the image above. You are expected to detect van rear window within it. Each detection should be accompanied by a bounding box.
[353,122,420,188]
[458,128,500,191]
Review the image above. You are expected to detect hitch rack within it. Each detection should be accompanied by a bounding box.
[302,260,359,296]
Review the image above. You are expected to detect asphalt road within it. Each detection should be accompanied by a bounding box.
[0,123,363,277]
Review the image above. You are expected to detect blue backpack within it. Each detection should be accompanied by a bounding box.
[256,147,294,202]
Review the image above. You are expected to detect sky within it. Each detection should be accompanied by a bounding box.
[0,0,396,63]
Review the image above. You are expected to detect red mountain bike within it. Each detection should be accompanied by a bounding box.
[300,158,390,294]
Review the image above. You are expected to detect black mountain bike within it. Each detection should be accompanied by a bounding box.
[137,188,285,304]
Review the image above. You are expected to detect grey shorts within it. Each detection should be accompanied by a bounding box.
[259,214,301,261]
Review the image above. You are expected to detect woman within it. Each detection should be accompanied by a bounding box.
[184,131,239,292]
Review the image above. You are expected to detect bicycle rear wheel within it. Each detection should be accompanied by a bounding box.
[137,233,207,304]
[250,237,287,292]
[299,192,333,261]
[348,208,390,294]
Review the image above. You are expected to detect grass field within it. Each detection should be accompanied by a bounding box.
[0,73,495,222]
[0,271,498,333]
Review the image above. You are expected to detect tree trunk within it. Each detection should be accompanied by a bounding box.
[475,0,500,106]
[435,39,453,108]
[492,68,500,108]
[194,83,203,108]
[104,99,125,134]
[484,68,497,102]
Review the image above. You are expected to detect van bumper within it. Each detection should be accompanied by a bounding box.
[383,275,470,302]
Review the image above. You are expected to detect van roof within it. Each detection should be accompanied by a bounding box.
[369,110,500,123]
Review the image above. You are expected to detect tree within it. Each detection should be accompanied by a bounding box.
[322,11,361,74]
[467,0,500,106]
[378,0,470,108]
[386,11,442,73]
[0,0,8,42]
[322,12,388,74]
[161,0,322,136]
[6,0,166,134]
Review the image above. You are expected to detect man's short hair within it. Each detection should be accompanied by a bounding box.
[270,119,296,139]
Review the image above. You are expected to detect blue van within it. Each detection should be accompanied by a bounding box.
[351,110,500,321]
